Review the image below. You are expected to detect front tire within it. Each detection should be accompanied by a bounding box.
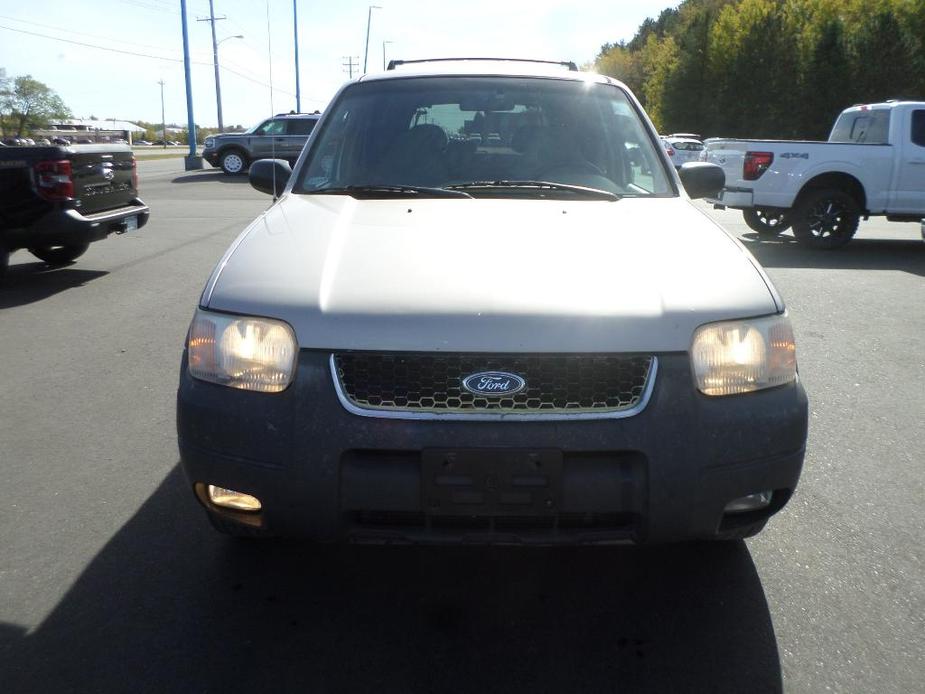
[219,149,248,175]
[29,242,90,265]
[743,208,790,237]
[792,189,860,249]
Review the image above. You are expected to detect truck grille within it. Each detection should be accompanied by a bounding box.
[332,353,655,417]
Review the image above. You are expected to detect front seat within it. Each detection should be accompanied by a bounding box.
[377,124,449,186]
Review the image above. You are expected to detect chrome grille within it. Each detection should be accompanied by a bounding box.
[332,353,655,417]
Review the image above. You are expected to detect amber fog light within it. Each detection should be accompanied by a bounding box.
[207,485,262,512]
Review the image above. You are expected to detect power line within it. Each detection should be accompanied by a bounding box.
[0,23,182,62]
[0,23,313,99]
[0,14,206,55]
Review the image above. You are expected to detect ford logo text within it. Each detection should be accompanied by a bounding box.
[462,372,526,397]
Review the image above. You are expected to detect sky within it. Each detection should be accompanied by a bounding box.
[0,0,673,130]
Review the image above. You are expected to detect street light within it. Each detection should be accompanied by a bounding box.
[382,39,394,70]
[363,5,381,74]
[213,34,243,132]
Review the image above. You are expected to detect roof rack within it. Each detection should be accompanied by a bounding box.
[386,57,579,72]
[274,110,322,117]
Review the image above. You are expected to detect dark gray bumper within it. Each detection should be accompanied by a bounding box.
[177,351,807,544]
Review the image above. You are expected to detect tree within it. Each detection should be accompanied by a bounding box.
[3,75,71,137]
[0,68,12,136]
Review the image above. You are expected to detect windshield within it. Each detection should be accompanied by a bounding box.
[295,76,673,198]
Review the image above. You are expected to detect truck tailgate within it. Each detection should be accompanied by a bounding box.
[68,145,137,215]
[703,140,749,188]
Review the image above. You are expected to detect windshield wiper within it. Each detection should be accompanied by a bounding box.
[311,184,472,199]
[447,180,621,201]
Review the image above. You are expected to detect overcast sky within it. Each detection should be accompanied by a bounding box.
[0,0,672,129]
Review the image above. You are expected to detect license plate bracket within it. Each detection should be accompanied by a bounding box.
[422,449,563,516]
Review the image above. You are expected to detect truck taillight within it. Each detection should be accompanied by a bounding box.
[743,151,773,180]
[131,157,138,191]
[34,159,74,201]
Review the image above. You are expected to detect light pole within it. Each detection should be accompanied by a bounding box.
[158,80,166,148]
[382,39,394,70]
[293,0,301,112]
[363,5,381,74]
[213,34,243,132]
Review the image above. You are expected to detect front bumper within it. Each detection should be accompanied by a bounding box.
[177,351,807,544]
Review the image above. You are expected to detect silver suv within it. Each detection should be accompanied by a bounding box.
[202,112,321,175]
[178,59,807,544]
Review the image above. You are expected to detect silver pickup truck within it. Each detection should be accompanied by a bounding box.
[177,58,807,545]
[202,112,321,175]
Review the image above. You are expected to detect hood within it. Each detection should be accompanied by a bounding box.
[203,195,779,353]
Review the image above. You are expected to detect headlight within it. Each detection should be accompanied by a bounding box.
[204,137,214,148]
[691,314,796,396]
[187,309,297,392]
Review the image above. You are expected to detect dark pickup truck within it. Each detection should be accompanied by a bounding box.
[0,144,150,280]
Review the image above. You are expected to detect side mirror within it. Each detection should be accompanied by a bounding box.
[249,159,292,196]
[678,162,725,200]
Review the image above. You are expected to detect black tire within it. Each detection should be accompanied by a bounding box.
[207,511,273,538]
[792,188,860,249]
[219,148,249,175]
[28,242,90,265]
[743,208,790,237]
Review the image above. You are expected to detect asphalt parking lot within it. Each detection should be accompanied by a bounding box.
[1,157,922,693]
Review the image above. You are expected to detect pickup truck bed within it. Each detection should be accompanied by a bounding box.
[704,101,925,248]
[0,144,149,279]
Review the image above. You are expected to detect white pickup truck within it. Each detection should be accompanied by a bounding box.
[704,101,925,248]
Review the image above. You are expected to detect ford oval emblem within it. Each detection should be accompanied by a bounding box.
[462,371,526,397]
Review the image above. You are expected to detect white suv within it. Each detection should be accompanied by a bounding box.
[177,58,807,544]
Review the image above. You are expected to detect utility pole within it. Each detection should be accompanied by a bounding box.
[362,5,381,74]
[342,56,359,79]
[293,0,301,112]
[180,0,202,169]
[382,39,394,70]
[158,79,166,149]
[197,0,227,131]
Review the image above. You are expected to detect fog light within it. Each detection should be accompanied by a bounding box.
[724,491,773,514]
[207,485,262,512]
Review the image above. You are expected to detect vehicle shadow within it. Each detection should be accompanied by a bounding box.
[171,171,250,184]
[0,466,782,694]
[0,262,108,308]
[740,234,925,277]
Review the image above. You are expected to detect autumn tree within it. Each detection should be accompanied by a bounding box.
[1,74,71,137]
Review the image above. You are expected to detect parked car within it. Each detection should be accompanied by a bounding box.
[663,136,704,169]
[202,112,322,174]
[704,101,925,248]
[134,140,152,146]
[0,143,150,279]
[177,58,806,545]
[51,137,71,145]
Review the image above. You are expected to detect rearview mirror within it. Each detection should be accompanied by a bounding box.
[249,159,292,196]
[678,162,724,200]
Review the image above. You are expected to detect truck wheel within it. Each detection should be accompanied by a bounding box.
[792,189,860,249]
[220,149,248,175]
[743,208,790,237]
[29,242,90,265]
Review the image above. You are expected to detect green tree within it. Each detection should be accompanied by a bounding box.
[3,75,71,136]
[800,17,852,139]
[847,7,917,102]
[0,68,12,136]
